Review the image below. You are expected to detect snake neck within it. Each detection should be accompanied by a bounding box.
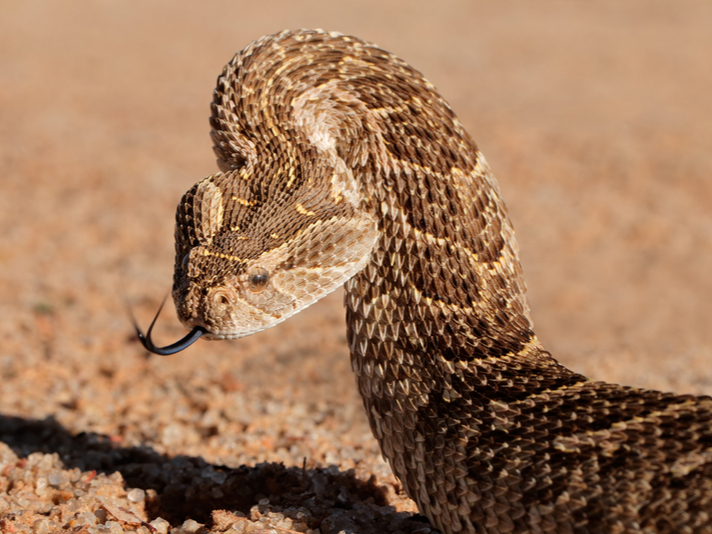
[340,113,584,412]
[341,125,580,382]
[340,143,586,508]
[343,210,579,411]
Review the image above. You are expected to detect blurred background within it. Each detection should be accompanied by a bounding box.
[1,0,712,529]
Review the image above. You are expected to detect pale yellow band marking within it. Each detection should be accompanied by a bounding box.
[296,203,316,216]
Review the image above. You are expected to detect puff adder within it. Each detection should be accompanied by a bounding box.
[138,30,712,533]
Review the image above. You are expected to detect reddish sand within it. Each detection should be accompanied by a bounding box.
[0,2,711,532]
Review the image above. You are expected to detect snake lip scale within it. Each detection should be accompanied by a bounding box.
[138,29,712,534]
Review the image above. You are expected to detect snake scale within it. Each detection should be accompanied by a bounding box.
[137,30,712,533]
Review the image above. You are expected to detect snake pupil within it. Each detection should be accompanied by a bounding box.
[247,267,269,292]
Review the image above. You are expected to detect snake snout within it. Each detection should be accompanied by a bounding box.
[169,284,240,339]
[196,284,239,327]
[208,286,237,311]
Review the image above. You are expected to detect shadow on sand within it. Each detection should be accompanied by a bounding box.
[0,414,431,532]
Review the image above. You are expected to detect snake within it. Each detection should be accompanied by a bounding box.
[136,29,712,533]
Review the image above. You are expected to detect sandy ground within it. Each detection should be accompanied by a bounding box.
[1,1,712,532]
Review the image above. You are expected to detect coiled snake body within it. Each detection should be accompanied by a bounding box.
[139,30,712,533]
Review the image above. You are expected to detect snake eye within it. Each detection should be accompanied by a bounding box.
[247,267,270,292]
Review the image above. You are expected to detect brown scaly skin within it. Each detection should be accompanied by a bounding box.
[166,30,712,533]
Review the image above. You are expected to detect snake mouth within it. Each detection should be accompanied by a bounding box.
[132,297,207,355]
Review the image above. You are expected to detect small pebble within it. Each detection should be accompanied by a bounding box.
[178,519,203,533]
[31,518,51,533]
[127,487,146,503]
[94,508,108,523]
[201,467,215,478]
[149,517,170,534]
[79,511,97,526]
[48,471,67,487]
[210,470,227,484]
[35,477,48,494]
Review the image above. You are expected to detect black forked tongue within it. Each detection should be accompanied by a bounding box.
[132,296,206,355]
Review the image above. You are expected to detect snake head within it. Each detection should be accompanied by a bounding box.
[171,171,378,341]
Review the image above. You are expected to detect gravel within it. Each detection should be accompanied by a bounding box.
[1,2,711,533]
